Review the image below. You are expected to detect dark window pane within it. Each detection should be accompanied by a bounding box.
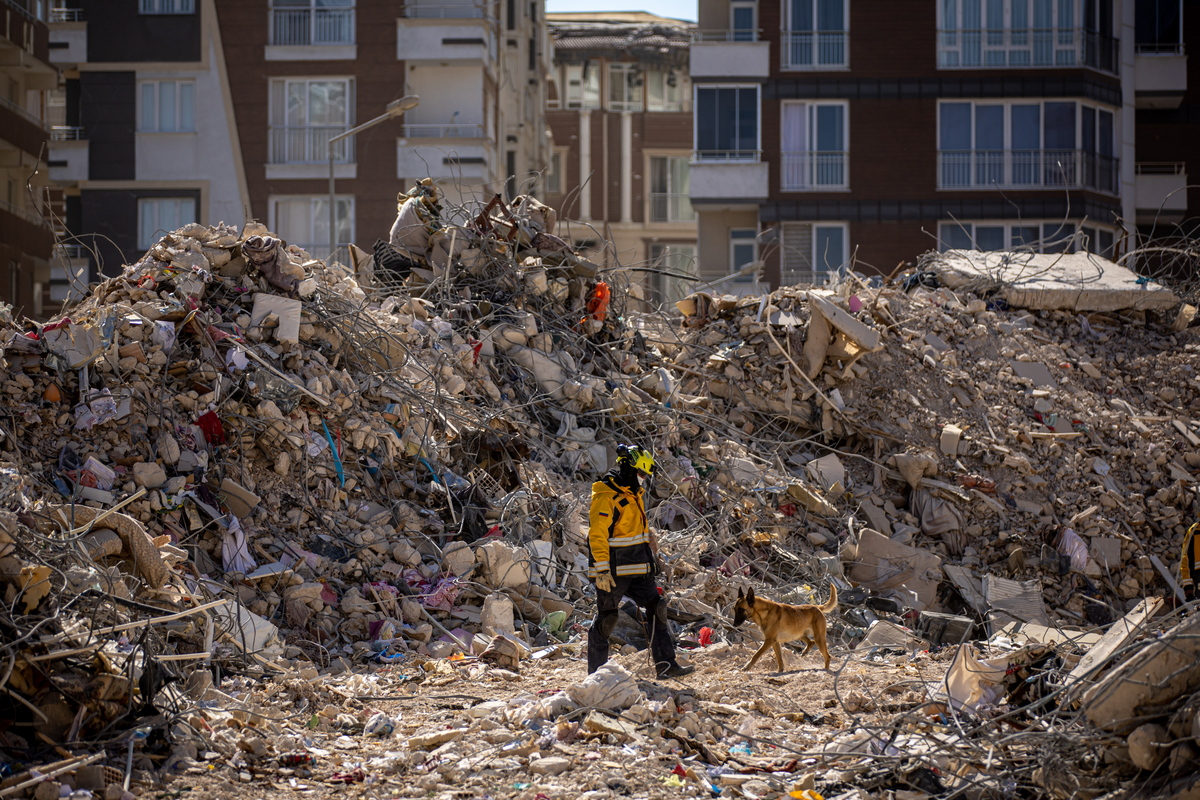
[940,103,971,149]
[1044,101,1075,149]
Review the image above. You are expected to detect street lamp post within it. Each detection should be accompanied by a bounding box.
[327,94,420,261]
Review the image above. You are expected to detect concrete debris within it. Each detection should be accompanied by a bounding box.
[2,197,1200,798]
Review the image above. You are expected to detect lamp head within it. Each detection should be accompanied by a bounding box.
[386,95,420,117]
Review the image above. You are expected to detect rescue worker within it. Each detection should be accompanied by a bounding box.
[587,444,694,678]
[1182,522,1198,602]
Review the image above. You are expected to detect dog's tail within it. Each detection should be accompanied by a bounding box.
[819,584,838,614]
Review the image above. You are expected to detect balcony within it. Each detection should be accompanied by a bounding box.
[266,6,355,61]
[690,153,769,208]
[397,140,488,180]
[50,7,82,22]
[47,13,85,63]
[266,125,356,180]
[0,94,48,155]
[1135,44,1187,109]
[937,149,1118,194]
[400,123,484,139]
[48,129,88,183]
[781,151,848,191]
[937,28,1118,75]
[649,192,694,223]
[1135,162,1188,223]
[690,30,769,79]
[396,15,494,63]
[402,0,485,19]
[781,31,848,71]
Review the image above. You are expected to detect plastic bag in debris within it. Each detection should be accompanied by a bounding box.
[509,690,578,724]
[222,516,257,574]
[565,662,644,711]
[1051,525,1089,573]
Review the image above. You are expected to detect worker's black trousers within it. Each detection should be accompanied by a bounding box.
[587,573,676,674]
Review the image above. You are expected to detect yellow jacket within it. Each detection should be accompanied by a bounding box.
[588,474,652,579]
[1183,523,1198,590]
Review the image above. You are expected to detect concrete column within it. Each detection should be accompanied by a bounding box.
[579,110,591,221]
[620,111,632,223]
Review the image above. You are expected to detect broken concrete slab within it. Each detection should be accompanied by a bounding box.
[844,528,943,610]
[1082,613,1200,733]
[933,250,1180,312]
[807,292,883,352]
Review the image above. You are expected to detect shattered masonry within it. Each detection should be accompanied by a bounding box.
[1,195,1200,799]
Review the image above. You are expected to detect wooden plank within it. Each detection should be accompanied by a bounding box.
[1172,418,1200,447]
[1150,554,1186,603]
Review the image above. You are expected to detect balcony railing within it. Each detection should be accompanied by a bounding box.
[54,243,88,259]
[693,149,761,163]
[649,192,694,222]
[781,31,848,70]
[781,151,848,191]
[401,1,484,19]
[692,28,760,42]
[270,7,354,46]
[938,149,1118,194]
[0,198,51,228]
[50,125,85,140]
[937,28,1119,74]
[0,94,47,129]
[268,125,353,164]
[1136,161,1186,176]
[1135,42,1184,55]
[50,7,82,21]
[401,123,484,138]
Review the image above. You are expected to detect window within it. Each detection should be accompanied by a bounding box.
[270,0,354,47]
[139,80,195,132]
[648,243,697,305]
[780,222,847,284]
[938,0,1116,73]
[731,0,757,41]
[695,86,759,161]
[271,196,352,255]
[269,78,353,164]
[781,101,847,190]
[937,100,1116,192]
[646,70,686,112]
[649,156,693,222]
[1136,0,1182,52]
[608,64,643,112]
[783,0,848,70]
[938,220,1117,255]
[139,198,197,249]
[139,0,194,13]
[545,149,564,194]
[730,228,758,282]
[565,64,600,109]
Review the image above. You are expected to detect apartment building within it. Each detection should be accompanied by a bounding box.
[544,12,695,306]
[47,0,246,288]
[49,0,551,275]
[689,0,1189,291]
[1,0,57,317]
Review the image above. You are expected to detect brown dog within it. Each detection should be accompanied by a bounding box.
[732,584,838,671]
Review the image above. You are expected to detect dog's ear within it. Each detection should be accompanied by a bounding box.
[737,588,744,600]
[747,587,755,604]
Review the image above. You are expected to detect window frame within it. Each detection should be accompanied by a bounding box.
[645,69,686,112]
[693,84,761,163]
[937,219,1119,255]
[138,197,198,250]
[268,0,355,47]
[647,242,698,306]
[647,153,694,223]
[545,147,566,194]
[139,0,195,14]
[782,0,850,70]
[608,63,644,112]
[936,98,1117,193]
[268,76,355,165]
[564,64,601,110]
[731,0,758,42]
[780,99,849,191]
[937,0,1117,72]
[268,194,355,256]
[138,79,196,133]
[729,227,759,283]
[812,222,848,274]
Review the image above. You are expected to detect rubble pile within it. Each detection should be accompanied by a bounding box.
[1,185,1200,798]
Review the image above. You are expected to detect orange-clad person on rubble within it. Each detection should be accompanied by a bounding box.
[586,444,694,678]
